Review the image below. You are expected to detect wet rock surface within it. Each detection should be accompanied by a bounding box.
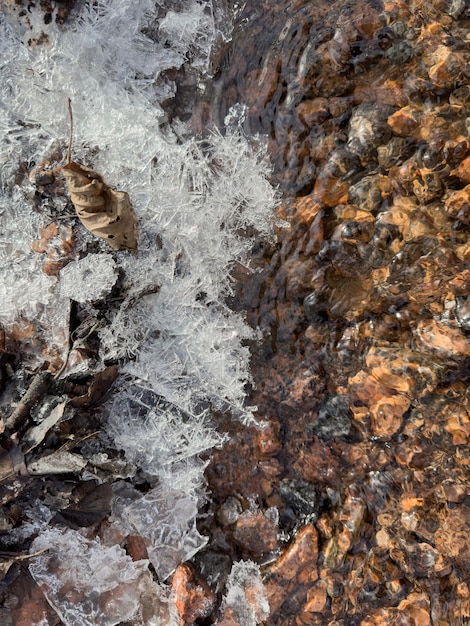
[205,0,470,624]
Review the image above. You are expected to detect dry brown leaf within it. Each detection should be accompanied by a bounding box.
[62,99,137,251]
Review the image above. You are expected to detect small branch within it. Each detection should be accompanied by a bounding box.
[6,371,52,433]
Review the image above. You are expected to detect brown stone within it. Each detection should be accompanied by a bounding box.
[255,419,282,458]
[428,46,467,89]
[265,525,318,614]
[126,535,149,562]
[296,98,329,127]
[268,524,318,581]
[370,394,411,440]
[451,156,470,183]
[414,318,470,358]
[387,106,421,137]
[444,185,470,224]
[233,507,278,557]
[172,564,216,626]
[303,580,328,613]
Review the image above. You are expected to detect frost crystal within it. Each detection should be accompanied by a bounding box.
[222,561,270,625]
[106,385,225,488]
[60,254,118,303]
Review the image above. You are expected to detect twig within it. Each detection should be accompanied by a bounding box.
[66,97,73,165]
[0,548,49,561]
[6,371,52,433]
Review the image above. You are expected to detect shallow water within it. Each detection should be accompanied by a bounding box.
[208,0,470,623]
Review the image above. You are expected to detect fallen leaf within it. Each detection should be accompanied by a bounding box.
[70,365,119,407]
[27,450,87,475]
[62,99,137,251]
[23,401,67,452]
[0,444,28,483]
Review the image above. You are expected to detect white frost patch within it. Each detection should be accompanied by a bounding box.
[2,0,277,620]
[106,385,225,488]
[60,254,118,303]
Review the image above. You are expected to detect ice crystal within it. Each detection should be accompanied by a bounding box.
[222,560,270,625]
[106,385,225,488]
[112,482,209,581]
[60,254,118,303]
[2,0,277,618]
[29,527,151,626]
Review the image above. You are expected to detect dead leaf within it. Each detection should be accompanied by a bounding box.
[54,483,113,528]
[23,401,67,452]
[70,365,119,407]
[61,99,137,251]
[27,450,87,475]
[0,445,28,483]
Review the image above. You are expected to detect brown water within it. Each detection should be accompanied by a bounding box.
[206,1,470,623]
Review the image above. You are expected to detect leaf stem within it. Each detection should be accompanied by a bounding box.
[66,97,73,165]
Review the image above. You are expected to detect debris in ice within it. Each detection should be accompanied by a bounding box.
[29,527,154,626]
[1,0,277,619]
[112,482,209,581]
[220,560,270,625]
[60,254,118,303]
[0,501,53,547]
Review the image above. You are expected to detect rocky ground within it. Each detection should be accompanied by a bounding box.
[1,0,470,625]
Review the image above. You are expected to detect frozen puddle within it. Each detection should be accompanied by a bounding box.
[0,1,276,623]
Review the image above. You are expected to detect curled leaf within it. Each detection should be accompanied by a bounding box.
[62,162,137,251]
[61,99,137,251]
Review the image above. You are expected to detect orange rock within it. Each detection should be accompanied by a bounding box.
[415,319,470,358]
[370,394,411,439]
[396,592,431,625]
[313,173,349,207]
[428,47,466,89]
[303,580,327,613]
[255,419,282,458]
[444,407,470,445]
[444,185,470,224]
[387,106,420,137]
[451,156,470,183]
[233,507,278,557]
[172,564,216,626]
[296,98,329,127]
[268,525,318,582]
[264,525,318,615]
[375,528,390,550]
